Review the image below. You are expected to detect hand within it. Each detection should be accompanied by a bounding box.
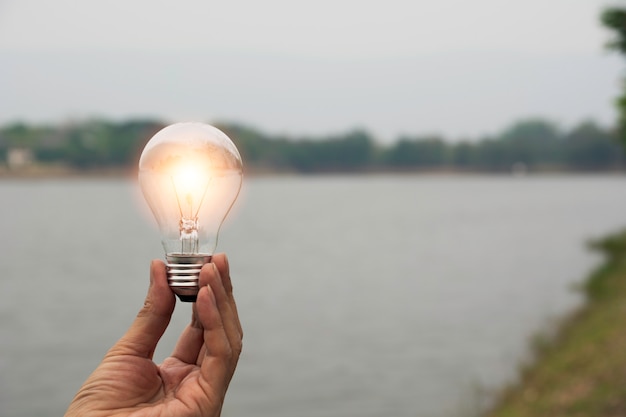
[64,254,243,417]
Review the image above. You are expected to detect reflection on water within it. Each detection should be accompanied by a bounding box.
[1,175,625,417]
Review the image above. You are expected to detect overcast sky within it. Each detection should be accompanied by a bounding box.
[0,0,623,141]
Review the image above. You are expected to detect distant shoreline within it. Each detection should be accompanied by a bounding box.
[0,163,624,180]
[0,165,133,179]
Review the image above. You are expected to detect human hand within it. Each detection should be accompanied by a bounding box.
[64,253,242,417]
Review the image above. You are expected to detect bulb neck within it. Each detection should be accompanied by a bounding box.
[166,253,212,302]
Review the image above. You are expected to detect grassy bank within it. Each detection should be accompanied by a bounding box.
[484,229,626,417]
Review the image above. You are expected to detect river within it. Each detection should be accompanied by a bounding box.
[1,174,625,417]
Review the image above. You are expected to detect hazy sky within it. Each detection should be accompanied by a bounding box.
[0,0,623,141]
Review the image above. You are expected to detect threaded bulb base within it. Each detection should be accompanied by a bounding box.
[165,253,212,302]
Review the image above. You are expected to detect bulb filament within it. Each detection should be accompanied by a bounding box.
[171,174,213,254]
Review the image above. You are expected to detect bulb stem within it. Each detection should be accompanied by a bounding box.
[166,253,212,302]
[179,217,199,253]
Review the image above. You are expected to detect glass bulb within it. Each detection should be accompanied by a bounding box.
[138,122,243,302]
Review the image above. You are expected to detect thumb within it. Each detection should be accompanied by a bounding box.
[108,260,176,359]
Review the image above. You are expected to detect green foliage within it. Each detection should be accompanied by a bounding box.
[601,8,626,54]
[384,136,448,167]
[589,230,626,269]
[564,121,623,169]
[221,118,624,173]
[601,7,626,149]
[485,229,626,417]
[0,118,164,169]
[614,86,626,149]
[299,130,375,172]
[0,117,623,173]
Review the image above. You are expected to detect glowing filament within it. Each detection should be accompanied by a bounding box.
[171,164,211,253]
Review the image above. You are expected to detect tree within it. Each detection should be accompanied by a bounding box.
[498,119,562,168]
[451,141,476,168]
[563,121,623,170]
[384,136,448,168]
[601,7,626,148]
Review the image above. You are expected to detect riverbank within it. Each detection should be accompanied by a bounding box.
[484,229,626,417]
[0,163,132,178]
[0,162,624,180]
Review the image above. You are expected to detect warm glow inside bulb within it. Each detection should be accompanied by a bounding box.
[175,164,204,194]
[172,164,210,219]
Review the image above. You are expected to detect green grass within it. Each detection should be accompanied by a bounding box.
[484,229,626,417]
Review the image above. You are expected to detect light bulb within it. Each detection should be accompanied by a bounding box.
[138,122,243,302]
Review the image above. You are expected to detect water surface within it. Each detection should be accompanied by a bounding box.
[1,175,625,417]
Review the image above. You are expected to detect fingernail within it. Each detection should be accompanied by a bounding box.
[206,284,216,304]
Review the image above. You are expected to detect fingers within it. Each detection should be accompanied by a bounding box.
[194,256,243,392]
[196,282,233,390]
[171,254,243,367]
[200,256,243,365]
[108,260,175,359]
[212,254,232,293]
[196,274,241,395]
[212,254,243,337]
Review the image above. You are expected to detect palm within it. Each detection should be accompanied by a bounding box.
[80,355,221,417]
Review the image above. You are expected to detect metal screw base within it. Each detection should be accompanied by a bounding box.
[166,253,212,302]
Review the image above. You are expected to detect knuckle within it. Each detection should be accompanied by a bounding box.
[217,341,234,360]
[137,296,155,318]
[232,339,243,357]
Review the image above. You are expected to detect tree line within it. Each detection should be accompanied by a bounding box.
[0,118,623,173]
